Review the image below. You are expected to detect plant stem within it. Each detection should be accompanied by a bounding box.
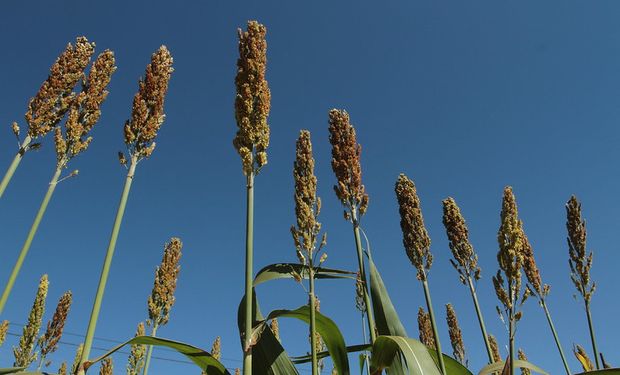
[0,165,61,314]
[422,279,446,375]
[0,135,31,199]
[509,307,515,375]
[78,156,138,372]
[309,266,318,375]
[142,323,159,375]
[585,300,600,369]
[361,314,370,375]
[243,172,254,375]
[466,277,494,364]
[540,299,571,375]
[351,208,376,344]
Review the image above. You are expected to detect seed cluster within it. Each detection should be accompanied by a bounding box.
[417,307,435,349]
[518,348,531,375]
[39,291,72,360]
[99,357,113,375]
[270,318,280,342]
[0,320,8,347]
[395,174,432,280]
[127,322,146,375]
[488,334,501,362]
[442,198,481,284]
[14,275,48,367]
[566,196,595,302]
[211,336,221,361]
[147,238,183,327]
[446,304,466,365]
[233,21,271,176]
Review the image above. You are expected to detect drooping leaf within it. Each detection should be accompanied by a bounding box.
[261,306,350,375]
[237,290,300,375]
[254,263,355,286]
[428,348,473,375]
[291,344,371,364]
[369,335,441,375]
[478,359,549,375]
[83,336,229,375]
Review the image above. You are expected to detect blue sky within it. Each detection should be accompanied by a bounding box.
[1,1,620,374]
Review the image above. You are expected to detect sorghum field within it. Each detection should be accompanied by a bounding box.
[1,2,619,375]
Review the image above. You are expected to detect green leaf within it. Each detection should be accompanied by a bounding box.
[576,370,620,375]
[261,306,350,375]
[478,359,549,375]
[291,344,371,364]
[0,369,26,375]
[83,336,229,375]
[428,348,473,375]
[370,335,441,375]
[237,290,300,375]
[254,263,355,286]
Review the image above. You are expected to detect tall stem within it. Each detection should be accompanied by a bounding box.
[540,299,571,374]
[142,323,159,375]
[0,165,61,314]
[243,172,254,375]
[585,300,600,369]
[78,157,138,372]
[0,135,31,199]
[509,307,515,375]
[351,209,376,343]
[309,266,318,375]
[466,277,494,364]
[422,279,446,375]
[361,314,370,375]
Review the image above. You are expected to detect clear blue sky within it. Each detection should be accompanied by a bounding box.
[1,1,620,374]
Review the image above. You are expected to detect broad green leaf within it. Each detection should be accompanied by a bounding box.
[370,335,441,375]
[291,344,371,364]
[576,370,620,375]
[254,263,355,286]
[0,369,26,375]
[83,336,229,374]
[262,306,350,375]
[428,348,473,375]
[237,290,300,375]
[478,359,548,375]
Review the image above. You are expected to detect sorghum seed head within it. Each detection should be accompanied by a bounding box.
[395,173,432,280]
[442,197,480,282]
[0,320,8,347]
[127,322,146,375]
[233,20,271,176]
[148,238,182,327]
[39,291,72,359]
[58,362,67,375]
[521,233,546,297]
[270,318,280,342]
[417,307,435,349]
[13,274,48,367]
[211,336,221,361]
[488,334,501,362]
[12,122,20,137]
[99,357,113,375]
[446,304,466,365]
[518,349,531,375]
[328,109,368,218]
[566,195,595,302]
[71,343,84,375]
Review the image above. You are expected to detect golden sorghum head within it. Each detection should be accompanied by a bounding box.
[71,343,84,375]
[148,238,182,327]
[39,291,72,360]
[211,336,221,361]
[55,50,116,167]
[12,122,20,138]
[235,369,241,375]
[521,233,549,298]
[99,357,113,375]
[328,109,369,219]
[395,174,432,280]
[270,318,280,342]
[442,197,481,283]
[0,320,8,348]
[13,274,49,367]
[446,304,466,366]
[488,334,501,362]
[291,130,323,262]
[124,46,174,160]
[58,362,67,375]
[417,307,435,349]
[566,195,595,302]
[233,20,271,176]
[574,344,594,372]
[26,37,95,138]
[518,349,530,375]
[127,322,146,375]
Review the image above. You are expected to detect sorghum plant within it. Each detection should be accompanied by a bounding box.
[232,20,271,375]
[0,43,115,314]
[13,275,48,368]
[0,320,8,348]
[143,238,183,375]
[127,323,146,375]
[566,195,600,369]
[37,291,73,370]
[394,173,446,374]
[417,307,435,350]
[328,109,376,344]
[79,46,173,374]
[488,334,501,363]
[446,303,467,366]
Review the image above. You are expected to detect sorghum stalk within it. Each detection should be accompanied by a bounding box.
[0,37,94,199]
[14,275,48,368]
[233,21,271,375]
[395,174,445,374]
[79,46,173,374]
[442,198,493,363]
[566,196,600,369]
[328,109,376,343]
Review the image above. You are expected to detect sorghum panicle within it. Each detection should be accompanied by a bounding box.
[99,357,113,375]
[395,174,432,280]
[39,291,72,360]
[518,349,531,375]
[488,334,501,362]
[417,307,435,349]
[211,336,221,361]
[71,343,83,375]
[233,20,271,175]
[442,197,481,283]
[58,362,67,375]
[0,320,8,347]
[13,274,48,367]
[148,238,182,327]
[127,322,146,375]
[566,196,595,302]
[446,304,466,365]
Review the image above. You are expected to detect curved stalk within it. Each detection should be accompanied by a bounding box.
[351,208,376,344]
[142,323,159,375]
[585,300,600,369]
[422,279,446,375]
[0,165,61,314]
[540,299,571,374]
[78,156,138,372]
[0,136,31,199]
[243,172,254,375]
[309,266,318,375]
[466,277,494,364]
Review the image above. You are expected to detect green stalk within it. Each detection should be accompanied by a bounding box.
[0,135,31,199]
[422,278,446,375]
[540,299,571,374]
[351,208,376,344]
[309,266,318,375]
[509,307,515,375]
[243,172,254,375]
[142,323,159,375]
[585,300,600,369]
[78,156,138,373]
[360,314,370,375]
[0,164,61,314]
[466,277,494,364]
